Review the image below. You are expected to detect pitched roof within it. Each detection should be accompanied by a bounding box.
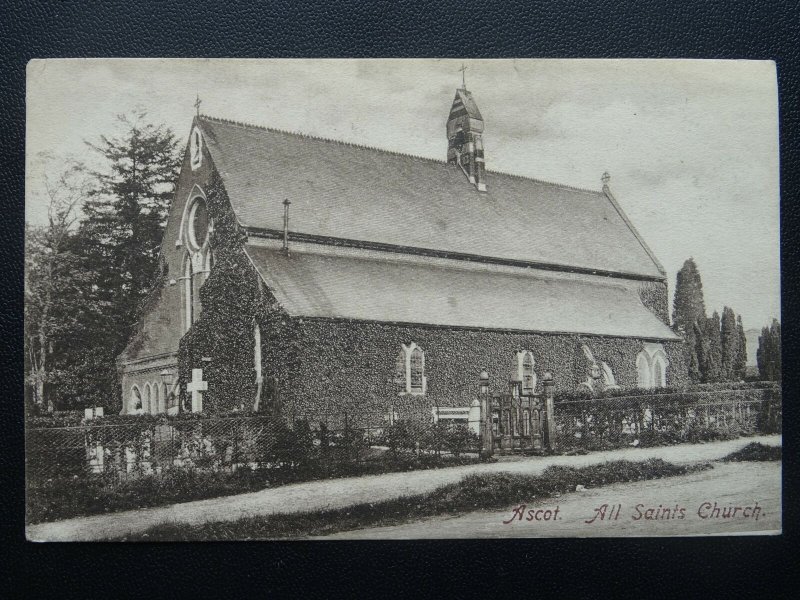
[449,89,483,121]
[245,244,678,340]
[198,116,665,279]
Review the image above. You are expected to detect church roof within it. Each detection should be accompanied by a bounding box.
[244,245,679,340]
[198,116,665,279]
[449,89,483,120]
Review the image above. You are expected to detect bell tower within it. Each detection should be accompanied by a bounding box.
[446,71,486,192]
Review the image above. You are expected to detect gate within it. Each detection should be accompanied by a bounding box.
[480,376,556,455]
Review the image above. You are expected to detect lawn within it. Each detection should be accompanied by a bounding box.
[110,458,712,541]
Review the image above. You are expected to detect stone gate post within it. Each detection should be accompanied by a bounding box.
[543,371,556,451]
[478,370,493,458]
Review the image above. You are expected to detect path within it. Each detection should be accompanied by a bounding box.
[324,462,781,539]
[27,434,781,542]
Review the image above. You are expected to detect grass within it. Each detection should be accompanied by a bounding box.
[722,442,781,462]
[110,458,712,541]
[26,452,480,524]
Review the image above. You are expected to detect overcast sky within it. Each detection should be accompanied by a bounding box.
[26,58,780,331]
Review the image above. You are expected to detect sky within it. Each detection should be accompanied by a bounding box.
[26,58,780,332]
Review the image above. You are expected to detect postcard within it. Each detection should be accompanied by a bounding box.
[24,58,781,541]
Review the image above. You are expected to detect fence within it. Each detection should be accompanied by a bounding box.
[26,385,781,483]
[553,385,781,452]
[25,413,480,485]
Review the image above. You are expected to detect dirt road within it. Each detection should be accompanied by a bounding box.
[27,435,781,542]
[323,462,781,539]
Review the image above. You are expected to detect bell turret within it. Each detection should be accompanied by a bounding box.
[446,85,486,192]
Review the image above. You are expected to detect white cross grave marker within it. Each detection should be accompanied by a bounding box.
[187,368,208,413]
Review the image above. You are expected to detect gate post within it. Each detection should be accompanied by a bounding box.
[478,370,493,459]
[542,371,556,452]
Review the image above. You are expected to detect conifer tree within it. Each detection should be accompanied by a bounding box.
[56,112,181,409]
[672,258,706,335]
[673,258,707,382]
[720,307,739,381]
[699,312,723,382]
[734,315,748,380]
[757,319,782,381]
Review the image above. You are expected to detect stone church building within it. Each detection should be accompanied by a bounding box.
[118,84,686,422]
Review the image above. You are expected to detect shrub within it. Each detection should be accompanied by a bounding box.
[723,442,781,462]
[444,424,479,457]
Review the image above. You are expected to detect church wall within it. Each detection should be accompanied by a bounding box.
[119,125,236,412]
[637,280,670,325]
[282,319,688,424]
[175,168,301,414]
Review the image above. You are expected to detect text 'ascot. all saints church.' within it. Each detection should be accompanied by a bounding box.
[118,78,685,423]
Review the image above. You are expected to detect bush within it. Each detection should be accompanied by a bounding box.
[444,424,479,457]
[723,442,781,462]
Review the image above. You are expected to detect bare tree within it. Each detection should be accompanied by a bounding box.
[25,160,86,412]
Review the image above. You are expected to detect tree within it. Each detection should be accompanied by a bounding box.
[672,258,707,337]
[24,163,87,412]
[757,319,781,381]
[734,315,748,380]
[52,112,181,410]
[81,111,180,333]
[697,312,723,383]
[720,307,739,381]
[672,258,707,382]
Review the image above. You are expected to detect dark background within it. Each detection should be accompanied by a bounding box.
[1,0,796,597]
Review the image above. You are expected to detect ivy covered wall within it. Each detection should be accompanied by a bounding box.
[283,319,688,423]
[177,170,301,414]
[175,168,687,418]
[637,280,670,325]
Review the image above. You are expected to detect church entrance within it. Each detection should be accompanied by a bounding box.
[481,378,555,455]
[493,382,543,453]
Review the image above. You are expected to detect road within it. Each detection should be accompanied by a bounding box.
[322,461,781,539]
[27,434,781,542]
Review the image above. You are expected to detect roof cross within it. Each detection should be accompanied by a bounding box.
[459,63,468,89]
[194,94,202,117]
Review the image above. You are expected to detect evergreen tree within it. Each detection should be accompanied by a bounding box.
[56,113,181,410]
[720,307,739,381]
[672,258,706,382]
[698,312,723,382]
[672,258,707,336]
[735,315,748,380]
[757,319,782,381]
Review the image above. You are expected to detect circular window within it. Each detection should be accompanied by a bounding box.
[187,198,209,249]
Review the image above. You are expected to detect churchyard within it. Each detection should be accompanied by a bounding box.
[26,381,780,525]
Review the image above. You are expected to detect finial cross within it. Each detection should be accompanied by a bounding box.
[194,94,202,116]
[459,63,468,89]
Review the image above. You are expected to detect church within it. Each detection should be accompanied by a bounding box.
[118,81,686,423]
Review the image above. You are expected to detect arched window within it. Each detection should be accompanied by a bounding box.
[638,344,669,389]
[636,352,652,389]
[254,323,262,382]
[143,383,152,414]
[397,343,426,395]
[183,253,193,333]
[517,350,537,394]
[651,354,668,388]
[160,383,168,413]
[130,385,142,414]
[410,347,424,393]
[152,383,162,414]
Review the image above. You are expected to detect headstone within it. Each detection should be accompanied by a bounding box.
[84,406,104,420]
